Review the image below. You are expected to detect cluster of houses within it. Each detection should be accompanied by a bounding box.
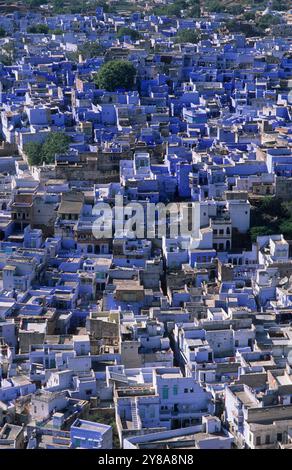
[0,4,291,450]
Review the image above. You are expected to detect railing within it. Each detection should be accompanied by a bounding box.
[130,397,142,430]
[109,371,128,384]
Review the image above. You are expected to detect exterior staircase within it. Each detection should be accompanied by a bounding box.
[130,397,142,430]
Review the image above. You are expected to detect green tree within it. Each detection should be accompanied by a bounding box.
[204,0,225,13]
[226,20,260,37]
[242,11,256,21]
[153,0,187,17]
[51,28,63,35]
[27,24,49,34]
[95,1,111,13]
[272,0,286,10]
[0,55,11,65]
[24,142,43,166]
[42,132,70,163]
[78,41,104,59]
[256,13,281,30]
[188,4,200,17]
[52,0,65,13]
[175,29,201,44]
[225,4,244,15]
[257,196,287,218]
[25,0,44,7]
[117,27,141,41]
[0,27,6,38]
[249,226,274,242]
[94,60,136,92]
[24,133,70,166]
[279,220,292,240]
[188,0,200,5]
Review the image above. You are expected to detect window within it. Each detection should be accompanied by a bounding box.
[277,433,282,443]
[173,385,178,395]
[265,435,270,444]
[74,438,81,447]
[256,436,261,446]
[184,388,188,393]
[162,386,169,399]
